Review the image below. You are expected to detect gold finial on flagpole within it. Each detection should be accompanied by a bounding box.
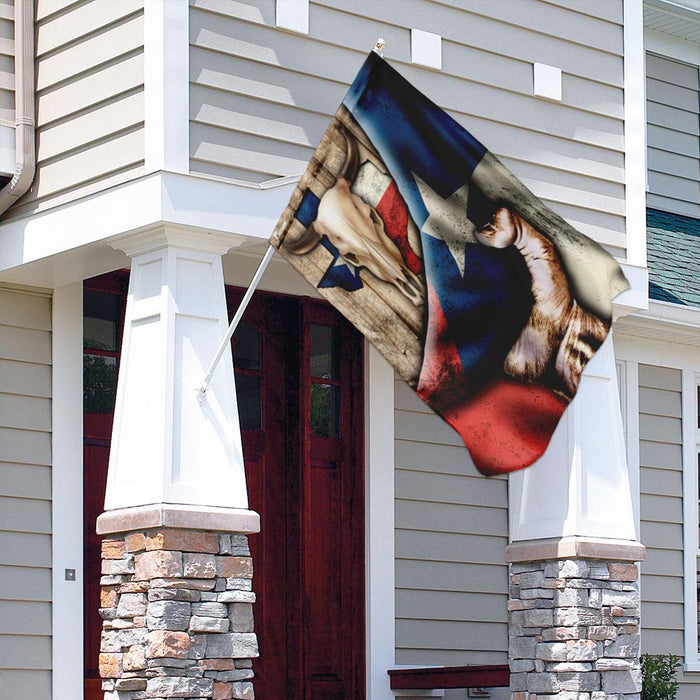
[373,37,386,57]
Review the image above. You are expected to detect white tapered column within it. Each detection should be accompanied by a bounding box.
[99,227,256,529]
[509,333,639,547]
[507,333,644,700]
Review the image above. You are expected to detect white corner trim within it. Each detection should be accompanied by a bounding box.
[51,282,84,700]
[624,360,641,539]
[682,368,700,666]
[624,0,648,268]
[144,0,189,174]
[365,343,396,700]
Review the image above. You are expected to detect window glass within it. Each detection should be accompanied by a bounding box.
[310,324,340,437]
[84,354,118,414]
[234,322,261,371]
[235,374,262,431]
[234,322,262,431]
[310,324,338,379]
[311,383,340,438]
[84,290,119,351]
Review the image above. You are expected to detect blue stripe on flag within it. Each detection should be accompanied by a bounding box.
[295,190,320,228]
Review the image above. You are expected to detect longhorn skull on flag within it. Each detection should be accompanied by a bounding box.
[270,52,629,476]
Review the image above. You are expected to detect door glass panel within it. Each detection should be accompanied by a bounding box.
[234,322,262,430]
[310,325,338,379]
[234,322,261,371]
[84,290,119,351]
[236,374,262,431]
[84,354,118,414]
[310,383,340,437]
[310,323,340,438]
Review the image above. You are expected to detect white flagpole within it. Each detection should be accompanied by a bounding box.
[197,244,275,404]
[198,37,386,405]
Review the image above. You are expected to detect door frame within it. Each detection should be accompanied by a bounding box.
[51,283,88,700]
[364,343,398,699]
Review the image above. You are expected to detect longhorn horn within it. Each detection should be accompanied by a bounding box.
[284,221,322,255]
[338,125,360,183]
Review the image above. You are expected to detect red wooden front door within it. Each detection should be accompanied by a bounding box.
[228,289,366,699]
[83,277,365,699]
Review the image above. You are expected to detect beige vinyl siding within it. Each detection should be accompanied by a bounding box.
[646,53,700,218]
[189,0,627,257]
[639,364,683,655]
[0,0,13,127]
[6,0,145,220]
[394,378,509,667]
[637,363,700,699]
[0,287,52,698]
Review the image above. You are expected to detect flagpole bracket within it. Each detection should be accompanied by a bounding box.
[196,380,210,406]
[373,37,385,57]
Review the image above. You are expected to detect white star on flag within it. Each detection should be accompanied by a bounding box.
[414,174,476,277]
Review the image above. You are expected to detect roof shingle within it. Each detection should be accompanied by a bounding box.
[646,208,700,309]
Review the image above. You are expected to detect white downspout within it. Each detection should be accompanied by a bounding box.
[0,0,35,215]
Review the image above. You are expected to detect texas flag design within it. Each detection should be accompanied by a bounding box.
[271,51,629,475]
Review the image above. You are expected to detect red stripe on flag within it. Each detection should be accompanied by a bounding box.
[417,283,566,475]
[375,181,423,275]
[449,380,566,476]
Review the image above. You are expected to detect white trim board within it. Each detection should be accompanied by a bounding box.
[365,343,396,699]
[645,27,700,65]
[625,360,642,540]
[681,368,699,669]
[51,283,84,699]
[614,331,700,368]
[144,0,189,174]
[624,0,648,268]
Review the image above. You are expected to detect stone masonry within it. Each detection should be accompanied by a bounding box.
[509,558,641,700]
[99,529,257,700]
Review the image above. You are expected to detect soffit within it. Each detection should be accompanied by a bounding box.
[645,0,700,44]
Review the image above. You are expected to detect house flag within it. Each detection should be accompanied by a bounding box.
[270,51,629,475]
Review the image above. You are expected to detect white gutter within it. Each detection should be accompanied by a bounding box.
[0,0,35,215]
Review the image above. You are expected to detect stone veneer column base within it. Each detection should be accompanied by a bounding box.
[98,527,258,700]
[507,538,645,700]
